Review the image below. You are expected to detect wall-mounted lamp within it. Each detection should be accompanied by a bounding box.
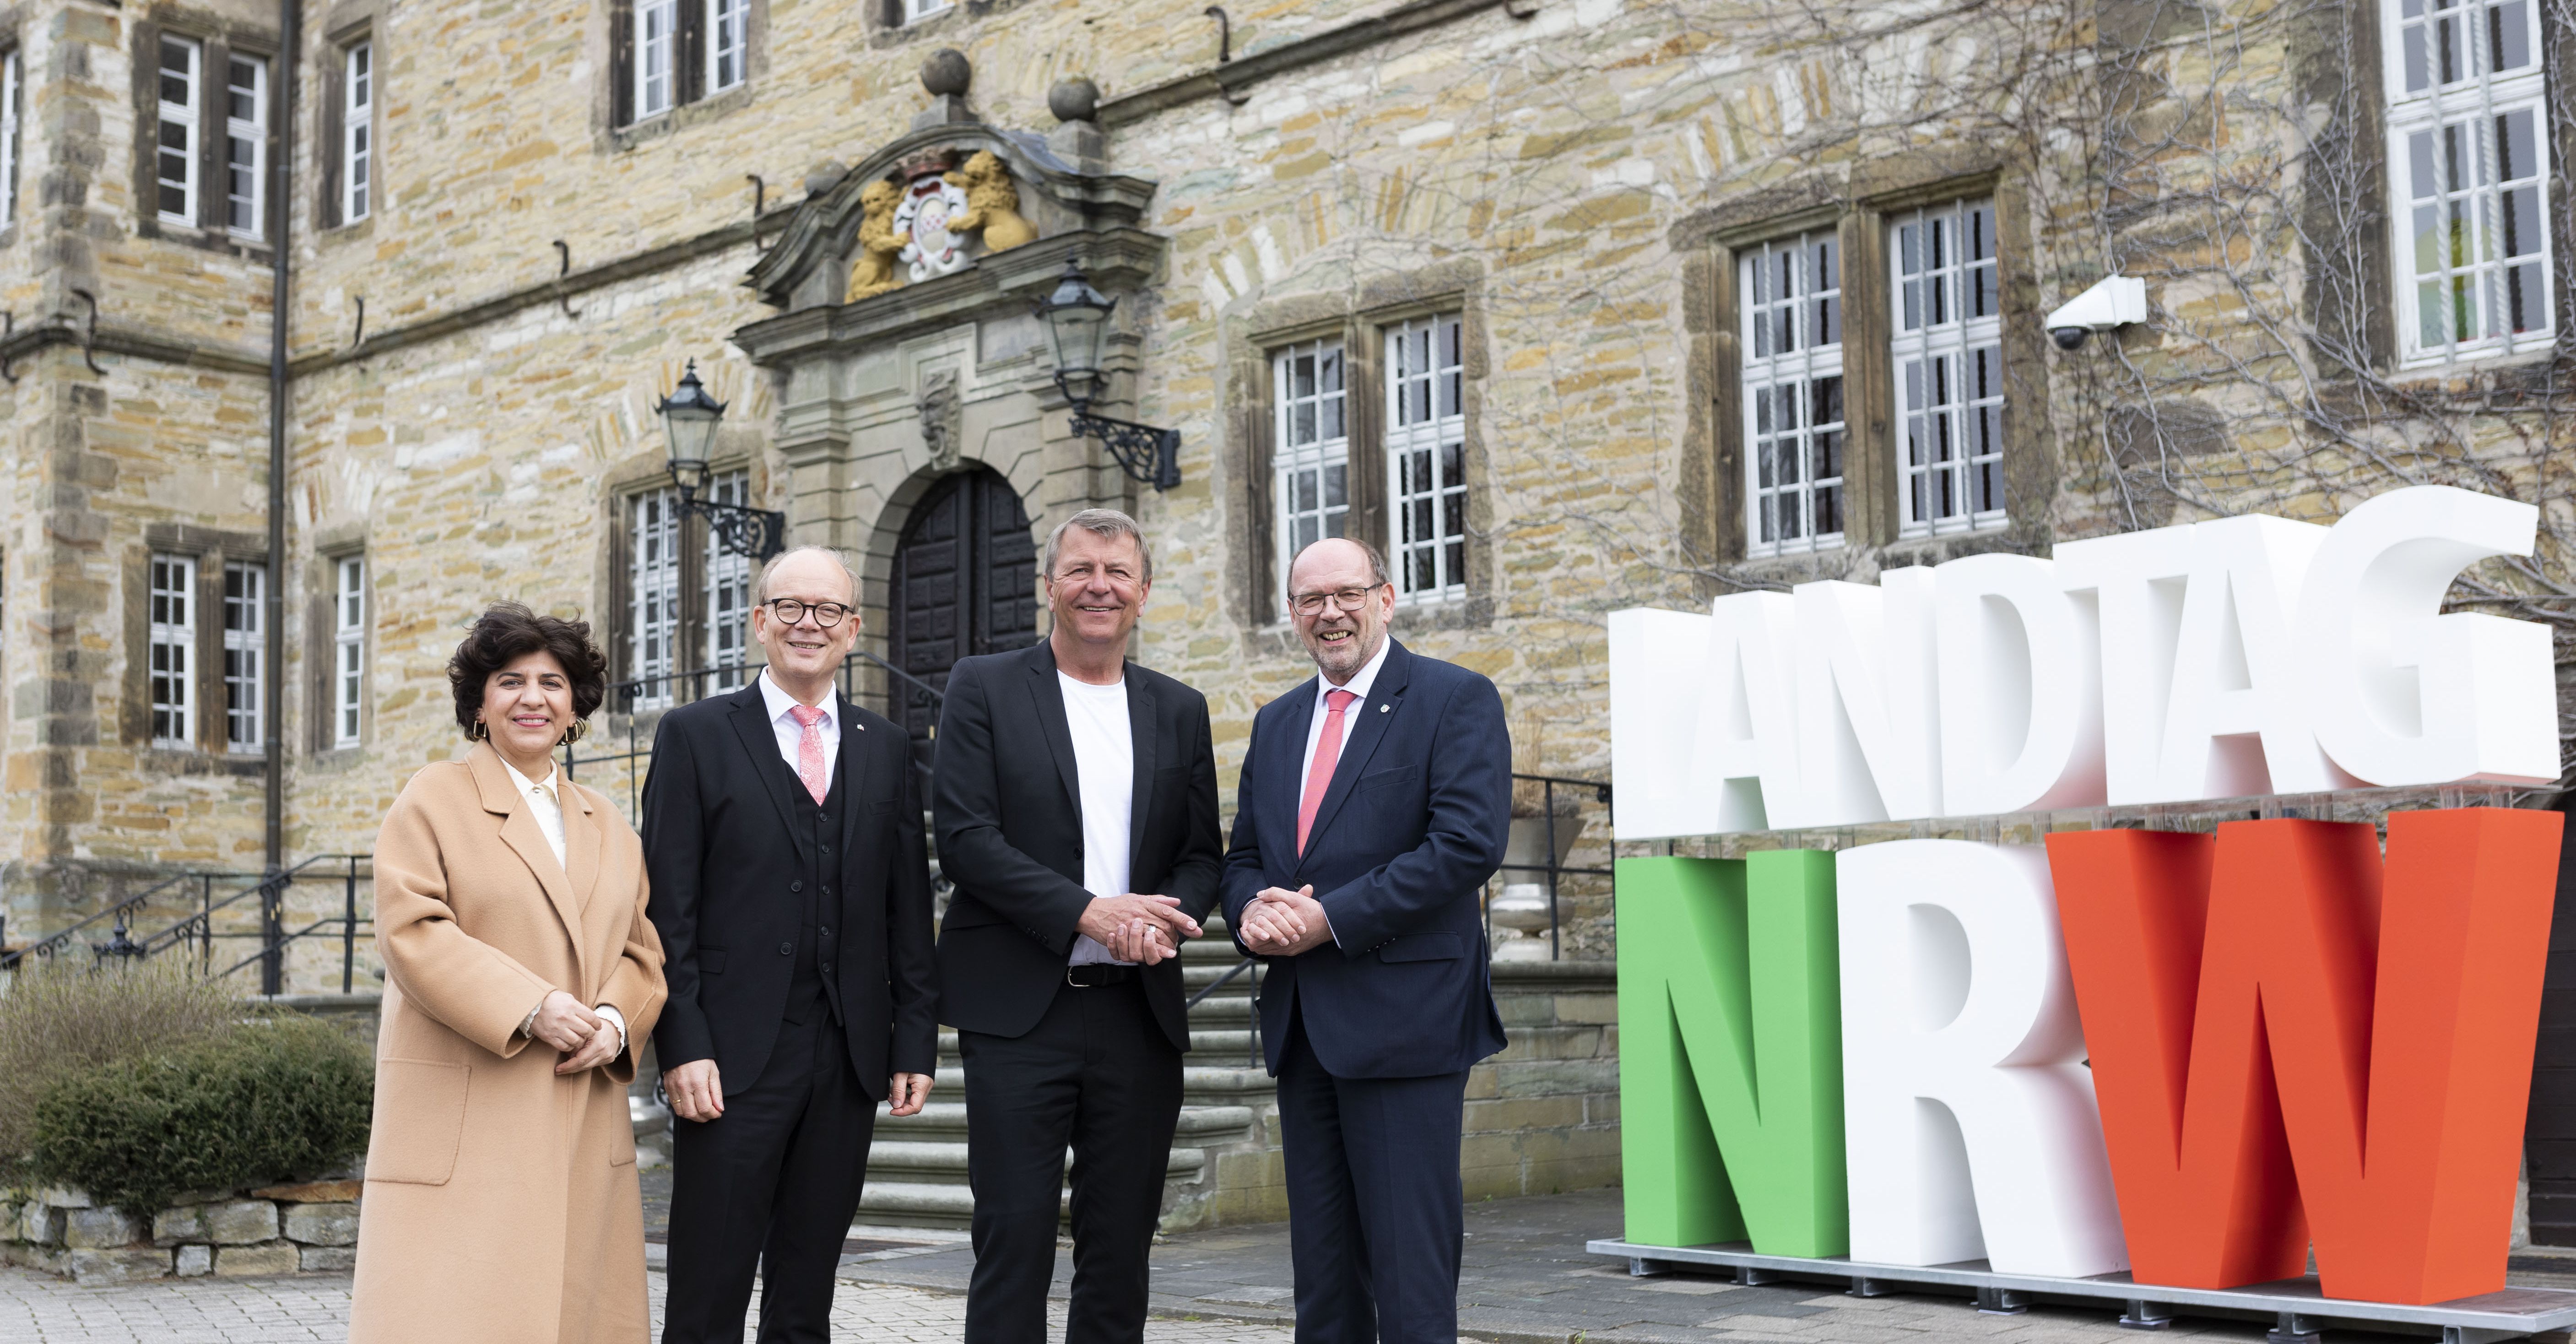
[659,360,787,560]
[1037,258,1181,491]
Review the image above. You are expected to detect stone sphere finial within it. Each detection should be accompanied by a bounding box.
[920,49,972,97]
[803,159,850,196]
[1048,76,1100,125]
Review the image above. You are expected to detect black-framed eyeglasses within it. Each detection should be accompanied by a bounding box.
[1288,586,1379,617]
[766,598,850,629]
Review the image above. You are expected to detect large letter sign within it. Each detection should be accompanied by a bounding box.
[2048,810,2561,1304]
[1605,485,2569,1319]
[1610,486,2559,840]
[1616,852,1846,1255]
[1836,841,2126,1277]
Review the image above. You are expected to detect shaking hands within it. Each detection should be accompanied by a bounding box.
[1078,893,1203,965]
[1238,886,1332,957]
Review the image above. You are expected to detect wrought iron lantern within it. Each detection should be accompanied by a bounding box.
[658,360,786,560]
[1037,258,1180,491]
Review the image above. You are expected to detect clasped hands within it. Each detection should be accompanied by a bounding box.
[1079,893,1202,965]
[531,990,620,1077]
[1237,885,1332,957]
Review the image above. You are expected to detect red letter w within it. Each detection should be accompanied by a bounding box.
[2046,810,2558,1304]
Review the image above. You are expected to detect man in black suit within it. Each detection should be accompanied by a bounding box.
[1226,536,1512,1344]
[932,507,1223,1344]
[642,545,938,1344]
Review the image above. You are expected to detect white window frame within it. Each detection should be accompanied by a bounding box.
[904,0,955,23]
[2384,0,2554,365]
[704,471,754,690]
[3,49,21,226]
[1271,338,1351,620]
[634,0,678,121]
[156,36,201,227]
[222,561,263,753]
[149,554,196,748]
[342,42,372,223]
[1384,314,1469,603]
[1890,198,2006,538]
[223,53,266,239]
[629,488,682,709]
[1739,231,1846,557]
[333,557,365,748]
[709,0,749,92]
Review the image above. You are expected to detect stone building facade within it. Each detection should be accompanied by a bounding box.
[1,0,2569,1025]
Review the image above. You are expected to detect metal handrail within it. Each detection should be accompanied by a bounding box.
[4,853,374,994]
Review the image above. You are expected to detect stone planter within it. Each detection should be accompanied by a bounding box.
[0,1179,363,1284]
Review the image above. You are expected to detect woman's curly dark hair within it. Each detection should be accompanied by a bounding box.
[447,603,610,742]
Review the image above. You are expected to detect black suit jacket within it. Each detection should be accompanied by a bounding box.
[642,682,939,1099]
[932,640,1223,1051]
[1222,639,1511,1078]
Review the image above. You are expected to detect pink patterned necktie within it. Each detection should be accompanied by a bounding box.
[1297,689,1358,856]
[789,705,829,804]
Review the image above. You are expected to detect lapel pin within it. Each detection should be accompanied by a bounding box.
[1379,704,1390,713]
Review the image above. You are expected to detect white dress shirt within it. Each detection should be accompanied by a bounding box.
[1298,637,1391,788]
[759,669,841,780]
[1058,671,1136,966]
[500,756,624,1056]
[1288,637,1391,948]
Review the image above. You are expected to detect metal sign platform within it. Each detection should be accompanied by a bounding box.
[1587,1238,2576,1343]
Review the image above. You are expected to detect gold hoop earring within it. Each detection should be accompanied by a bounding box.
[560,722,584,747]
[468,720,489,742]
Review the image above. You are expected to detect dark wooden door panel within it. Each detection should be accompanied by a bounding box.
[888,468,1038,753]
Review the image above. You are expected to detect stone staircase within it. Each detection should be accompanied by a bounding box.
[855,916,1288,1233]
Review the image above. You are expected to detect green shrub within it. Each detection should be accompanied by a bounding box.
[0,959,238,1177]
[29,1014,373,1215]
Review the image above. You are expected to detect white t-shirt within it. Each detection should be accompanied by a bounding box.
[1057,671,1136,966]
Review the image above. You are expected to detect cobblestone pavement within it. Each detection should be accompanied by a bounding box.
[0,1264,1298,1343]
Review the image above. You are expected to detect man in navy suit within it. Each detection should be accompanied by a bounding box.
[1224,536,1511,1344]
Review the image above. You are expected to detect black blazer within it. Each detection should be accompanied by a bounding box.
[932,640,1223,1051]
[641,682,939,1098]
[1221,639,1511,1079]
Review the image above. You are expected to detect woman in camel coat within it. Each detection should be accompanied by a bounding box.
[350,605,667,1344]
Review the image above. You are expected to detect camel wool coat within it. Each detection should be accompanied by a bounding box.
[349,743,667,1344]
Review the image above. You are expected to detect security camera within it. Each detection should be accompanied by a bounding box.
[2044,275,2147,351]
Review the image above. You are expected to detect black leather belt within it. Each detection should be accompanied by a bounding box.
[1066,964,1137,987]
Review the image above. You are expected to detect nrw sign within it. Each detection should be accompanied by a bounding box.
[1606,486,2569,1307]
[1608,486,2560,837]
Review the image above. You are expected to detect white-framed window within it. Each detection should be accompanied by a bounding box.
[1385,314,1468,602]
[1740,232,1845,556]
[156,36,201,226]
[149,554,196,748]
[904,0,955,22]
[342,42,372,223]
[703,471,753,691]
[3,49,22,226]
[222,561,263,753]
[1890,198,2005,537]
[2385,0,2554,363]
[333,557,365,748]
[709,0,749,92]
[634,0,678,121]
[628,488,682,709]
[1271,338,1349,618]
[223,54,266,238]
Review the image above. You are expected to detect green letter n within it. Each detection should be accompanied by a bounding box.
[1616,851,1847,1256]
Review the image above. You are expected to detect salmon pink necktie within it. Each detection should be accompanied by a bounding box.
[1297,689,1358,856]
[789,705,829,805]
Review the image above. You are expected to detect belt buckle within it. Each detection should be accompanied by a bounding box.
[1066,965,1089,987]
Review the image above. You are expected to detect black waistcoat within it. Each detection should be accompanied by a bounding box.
[779,761,845,1027]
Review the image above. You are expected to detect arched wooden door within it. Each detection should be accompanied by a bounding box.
[888,467,1039,761]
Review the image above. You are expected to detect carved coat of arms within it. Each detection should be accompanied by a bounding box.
[894,170,973,282]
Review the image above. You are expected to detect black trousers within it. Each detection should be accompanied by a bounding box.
[1277,1005,1470,1344]
[662,1010,877,1344]
[958,976,1183,1344]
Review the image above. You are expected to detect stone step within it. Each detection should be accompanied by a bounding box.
[875,1102,1258,1146]
[862,1141,1211,1188]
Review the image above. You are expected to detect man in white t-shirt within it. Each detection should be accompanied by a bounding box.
[931,509,1223,1344]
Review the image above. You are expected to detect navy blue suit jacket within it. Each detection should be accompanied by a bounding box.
[1222,639,1511,1079]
